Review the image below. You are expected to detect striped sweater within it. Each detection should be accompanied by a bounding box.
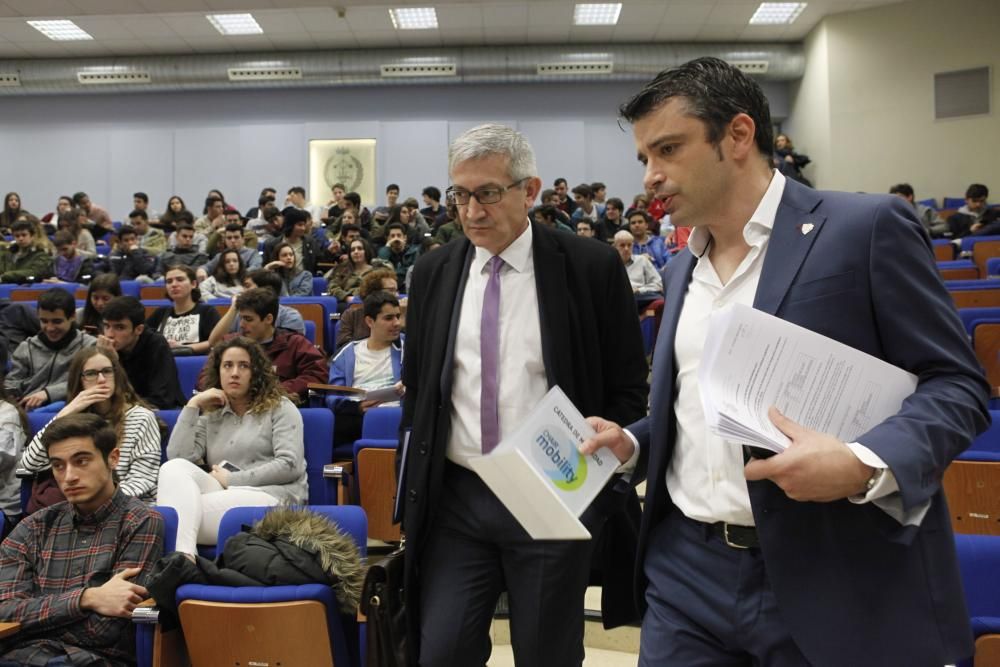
[20,405,161,503]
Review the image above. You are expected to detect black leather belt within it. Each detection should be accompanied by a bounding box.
[698,519,759,549]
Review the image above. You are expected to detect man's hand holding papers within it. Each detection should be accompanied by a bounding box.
[743,406,875,502]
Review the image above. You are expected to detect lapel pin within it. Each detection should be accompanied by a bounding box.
[800,223,814,235]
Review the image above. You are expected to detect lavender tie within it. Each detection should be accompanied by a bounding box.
[481,255,504,454]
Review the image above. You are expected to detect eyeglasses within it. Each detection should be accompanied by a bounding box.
[446,178,529,206]
[81,367,114,381]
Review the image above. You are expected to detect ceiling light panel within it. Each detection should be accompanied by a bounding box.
[389,7,438,30]
[27,20,93,41]
[207,13,263,36]
[573,4,622,26]
[749,3,807,25]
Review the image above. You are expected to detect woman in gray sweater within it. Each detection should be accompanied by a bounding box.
[157,336,307,555]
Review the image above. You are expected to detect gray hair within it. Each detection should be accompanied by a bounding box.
[614,230,634,244]
[448,124,538,181]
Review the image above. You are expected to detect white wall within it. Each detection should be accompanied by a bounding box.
[786,0,999,200]
[0,79,789,218]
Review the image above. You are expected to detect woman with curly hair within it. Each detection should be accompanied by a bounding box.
[157,336,307,555]
[21,345,162,510]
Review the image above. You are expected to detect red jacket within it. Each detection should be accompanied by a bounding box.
[202,331,329,403]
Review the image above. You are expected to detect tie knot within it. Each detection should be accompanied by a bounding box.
[488,255,504,276]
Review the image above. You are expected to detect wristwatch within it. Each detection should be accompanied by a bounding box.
[864,466,886,494]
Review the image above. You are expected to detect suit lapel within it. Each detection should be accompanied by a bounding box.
[439,240,474,398]
[754,180,826,315]
[532,223,569,390]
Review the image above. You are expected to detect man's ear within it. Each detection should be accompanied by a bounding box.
[364,315,374,329]
[107,447,121,470]
[134,323,145,336]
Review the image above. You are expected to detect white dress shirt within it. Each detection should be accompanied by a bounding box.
[447,223,548,469]
[625,171,913,526]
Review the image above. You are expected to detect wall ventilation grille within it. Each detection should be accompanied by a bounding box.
[77,71,151,84]
[537,62,613,76]
[0,73,20,86]
[227,67,303,81]
[380,63,456,77]
[729,60,770,74]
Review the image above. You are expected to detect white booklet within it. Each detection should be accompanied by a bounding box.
[467,385,618,540]
[699,304,917,453]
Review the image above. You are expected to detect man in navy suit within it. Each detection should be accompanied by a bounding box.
[583,57,990,666]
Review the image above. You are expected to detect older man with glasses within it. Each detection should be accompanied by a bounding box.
[399,123,648,666]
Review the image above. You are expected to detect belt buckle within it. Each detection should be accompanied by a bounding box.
[723,523,749,550]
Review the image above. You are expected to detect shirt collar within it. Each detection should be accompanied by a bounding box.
[687,170,786,255]
[72,488,125,526]
[472,220,533,274]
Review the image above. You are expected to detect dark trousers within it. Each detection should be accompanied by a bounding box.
[418,462,592,667]
[639,510,810,666]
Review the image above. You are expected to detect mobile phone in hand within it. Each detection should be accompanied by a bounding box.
[218,460,241,473]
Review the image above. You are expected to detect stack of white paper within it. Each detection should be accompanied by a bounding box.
[468,386,618,540]
[699,304,917,454]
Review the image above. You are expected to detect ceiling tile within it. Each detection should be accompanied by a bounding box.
[439,27,483,43]
[266,33,314,48]
[253,9,305,33]
[662,2,714,24]
[436,4,482,30]
[343,5,393,32]
[181,36,238,52]
[137,37,201,53]
[0,5,19,18]
[72,16,130,39]
[527,2,573,26]
[612,24,659,41]
[59,39,113,55]
[137,0,210,11]
[204,0,273,10]
[0,20,51,41]
[481,31,529,44]
[116,15,174,38]
[481,3,528,28]
[17,41,69,56]
[568,26,616,41]
[309,32,360,48]
[707,3,756,24]
[6,0,78,17]
[70,0,145,14]
[741,24,791,40]
[295,7,352,33]
[396,29,443,46]
[162,13,219,38]
[654,22,704,39]
[351,30,399,48]
[0,43,29,56]
[696,24,746,40]
[617,3,667,26]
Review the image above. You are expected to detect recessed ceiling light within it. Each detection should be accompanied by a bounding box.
[573,3,622,26]
[27,20,93,41]
[388,7,438,30]
[749,2,807,25]
[207,13,263,36]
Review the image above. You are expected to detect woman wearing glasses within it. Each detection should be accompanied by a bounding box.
[19,346,162,510]
[157,337,307,556]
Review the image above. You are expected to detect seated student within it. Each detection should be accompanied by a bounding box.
[0,374,27,534]
[46,230,95,284]
[0,413,164,666]
[613,230,663,305]
[98,296,186,409]
[145,265,221,355]
[5,288,96,411]
[595,197,627,241]
[328,291,404,447]
[327,238,378,301]
[207,288,327,404]
[0,220,53,284]
[20,346,161,512]
[76,273,121,335]
[628,209,668,269]
[575,218,599,239]
[377,222,420,286]
[158,337,307,555]
[889,183,949,238]
[56,208,97,257]
[569,183,604,226]
[129,209,167,256]
[199,248,246,300]
[109,225,158,282]
[198,222,262,279]
[432,202,465,245]
[264,241,313,296]
[948,183,992,237]
[157,221,208,273]
[534,205,575,233]
[335,267,402,352]
[262,207,326,275]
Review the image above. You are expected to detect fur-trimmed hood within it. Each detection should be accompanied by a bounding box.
[235,506,366,614]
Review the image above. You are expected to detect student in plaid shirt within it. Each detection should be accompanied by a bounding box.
[0,413,164,666]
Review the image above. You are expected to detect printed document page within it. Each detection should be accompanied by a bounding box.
[468,385,618,540]
[699,304,917,454]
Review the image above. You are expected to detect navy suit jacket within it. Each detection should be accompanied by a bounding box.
[629,179,990,666]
